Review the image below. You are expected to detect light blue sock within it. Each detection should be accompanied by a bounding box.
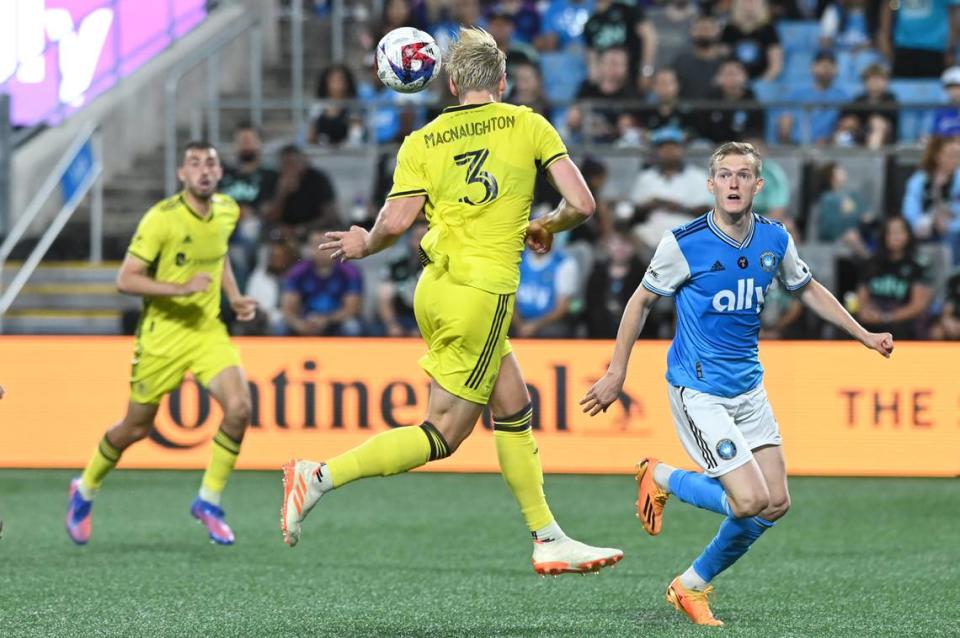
[668,470,733,516]
[692,516,775,582]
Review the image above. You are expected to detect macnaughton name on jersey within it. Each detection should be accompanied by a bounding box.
[424,115,517,148]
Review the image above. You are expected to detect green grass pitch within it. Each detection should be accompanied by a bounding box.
[1,470,957,637]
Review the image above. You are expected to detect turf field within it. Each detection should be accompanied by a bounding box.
[0,470,957,637]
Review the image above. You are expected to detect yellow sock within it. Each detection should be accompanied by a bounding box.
[200,428,242,504]
[494,404,554,531]
[325,422,449,488]
[80,435,122,495]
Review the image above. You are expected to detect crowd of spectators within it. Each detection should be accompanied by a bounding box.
[196,0,960,342]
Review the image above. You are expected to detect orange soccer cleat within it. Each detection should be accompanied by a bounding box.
[635,458,670,536]
[666,577,724,627]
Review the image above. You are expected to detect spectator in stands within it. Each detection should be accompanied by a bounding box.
[902,135,960,264]
[759,279,805,339]
[432,0,484,53]
[513,245,580,338]
[855,216,933,339]
[747,137,793,230]
[648,0,698,75]
[309,64,362,146]
[221,122,279,289]
[536,0,594,52]
[721,0,783,81]
[506,60,553,120]
[696,58,765,144]
[221,122,278,216]
[377,220,428,337]
[362,0,427,50]
[266,145,338,239]
[358,52,425,145]
[835,63,898,148]
[240,235,299,335]
[569,156,613,244]
[281,228,364,336]
[488,8,540,74]
[673,14,726,100]
[583,223,650,339]
[629,126,712,249]
[932,66,960,137]
[879,0,960,79]
[819,0,879,52]
[930,270,960,339]
[776,51,848,145]
[566,47,641,144]
[638,68,696,141]
[494,0,542,44]
[812,162,872,257]
[583,0,658,89]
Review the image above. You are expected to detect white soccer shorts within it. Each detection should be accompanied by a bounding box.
[667,384,782,478]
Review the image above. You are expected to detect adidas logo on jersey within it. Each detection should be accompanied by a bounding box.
[712,278,766,313]
[710,260,725,272]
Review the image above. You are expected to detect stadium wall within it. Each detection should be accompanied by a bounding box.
[0,337,956,477]
[10,0,279,234]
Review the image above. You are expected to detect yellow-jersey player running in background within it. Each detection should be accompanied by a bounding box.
[281,28,623,575]
[66,141,257,546]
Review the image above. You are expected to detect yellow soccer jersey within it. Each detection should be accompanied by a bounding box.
[127,192,239,341]
[387,102,568,295]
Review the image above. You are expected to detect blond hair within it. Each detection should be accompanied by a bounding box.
[732,0,771,31]
[709,142,763,177]
[446,27,506,94]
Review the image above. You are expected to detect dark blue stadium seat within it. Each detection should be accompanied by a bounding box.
[889,79,945,141]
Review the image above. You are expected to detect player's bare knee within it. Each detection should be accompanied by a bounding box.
[729,491,769,518]
[223,397,252,428]
[763,496,790,521]
[117,419,152,443]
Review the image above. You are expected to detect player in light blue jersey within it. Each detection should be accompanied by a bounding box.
[580,142,894,627]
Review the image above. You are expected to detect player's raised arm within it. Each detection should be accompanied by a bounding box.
[321,194,426,262]
[116,254,211,298]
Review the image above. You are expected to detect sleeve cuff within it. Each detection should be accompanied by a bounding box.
[386,188,428,200]
[642,278,674,297]
[127,250,154,264]
[783,273,813,291]
[541,152,569,170]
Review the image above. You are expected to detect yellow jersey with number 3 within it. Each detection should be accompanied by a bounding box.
[127,192,239,343]
[386,102,568,295]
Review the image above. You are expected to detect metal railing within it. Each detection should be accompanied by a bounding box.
[196,95,943,152]
[164,11,263,195]
[0,123,104,329]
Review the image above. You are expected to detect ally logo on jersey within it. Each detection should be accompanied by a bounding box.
[712,277,767,313]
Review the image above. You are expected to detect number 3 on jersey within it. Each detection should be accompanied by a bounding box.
[453,149,499,205]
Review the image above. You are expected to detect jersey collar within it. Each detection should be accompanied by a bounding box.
[443,102,494,113]
[179,193,214,222]
[707,209,755,250]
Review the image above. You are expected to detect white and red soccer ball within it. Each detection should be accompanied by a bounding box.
[376,27,442,94]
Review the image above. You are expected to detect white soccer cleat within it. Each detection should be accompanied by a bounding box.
[531,536,624,576]
[280,459,325,547]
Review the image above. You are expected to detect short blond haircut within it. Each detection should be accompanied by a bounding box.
[446,27,506,94]
[709,142,763,177]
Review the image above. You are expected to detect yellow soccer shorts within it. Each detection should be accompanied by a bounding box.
[130,322,242,405]
[414,264,514,405]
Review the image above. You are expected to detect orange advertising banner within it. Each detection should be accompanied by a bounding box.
[0,337,957,476]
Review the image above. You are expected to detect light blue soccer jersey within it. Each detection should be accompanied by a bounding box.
[642,212,812,398]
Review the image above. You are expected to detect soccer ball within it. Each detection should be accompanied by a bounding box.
[375,27,442,94]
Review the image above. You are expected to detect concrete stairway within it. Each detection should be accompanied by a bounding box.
[1,262,135,334]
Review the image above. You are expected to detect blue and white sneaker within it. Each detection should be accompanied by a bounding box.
[65,478,93,545]
[190,497,235,545]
